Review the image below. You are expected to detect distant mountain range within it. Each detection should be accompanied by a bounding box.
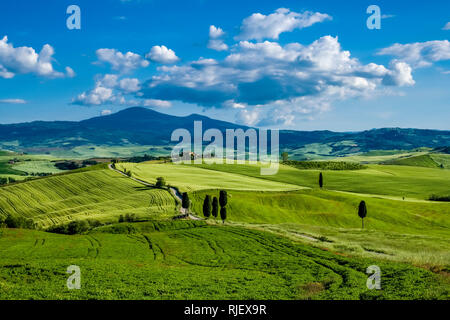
[1,107,449,159]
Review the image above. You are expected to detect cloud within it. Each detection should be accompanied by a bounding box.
[0,98,27,104]
[73,74,122,106]
[443,22,450,30]
[378,40,450,68]
[141,35,412,126]
[0,36,73,79]
[95,48,149,73]
[145,45,179,64]
[236,109,260,126]
[65,67,76,78]
[382,61,415,86]
[119,78,141,92]
[101,109,112,116]
[141,99,172,108]
[235,8,331,41]
[208,25,228,51]
[72,73,172,108]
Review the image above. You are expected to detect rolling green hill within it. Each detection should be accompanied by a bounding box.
[189,188,450,265]
[116,162,301,192]
[383,154,441,168]
[192,162,450,199]
[0,168,176,228]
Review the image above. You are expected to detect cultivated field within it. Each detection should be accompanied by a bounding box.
[0,222,446,300]
[0,168,176,228]
[0,158,449,300]
[116,162,301,192]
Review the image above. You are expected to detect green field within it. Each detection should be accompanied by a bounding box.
[116,162,301,192]
[0,223,447,300]
[12,160,63,174]
[0,168,176,228]
[192,162,450,199]
[0,158,449,300]
[189,189,450,266]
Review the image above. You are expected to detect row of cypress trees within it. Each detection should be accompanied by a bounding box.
[203,190,227,223]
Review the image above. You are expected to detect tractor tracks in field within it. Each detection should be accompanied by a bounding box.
[142,234,166,261]
[33,238,46,247]
[86,235,101,258]
[221,227,363,291]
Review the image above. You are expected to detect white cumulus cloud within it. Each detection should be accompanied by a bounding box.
[0,36,74,79]
[443,22,450,30]
[141,35,414,126]
[146,45,179,64]
[208,25,228,51]
[96,48,149,73]
[378,40,450,68]
[235,8,331,41]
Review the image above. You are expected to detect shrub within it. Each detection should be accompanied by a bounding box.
[3,214,35,229]
[156,177,166,188]
[67,220,89,235]
[429,194,450,202]
[284,160,366,171]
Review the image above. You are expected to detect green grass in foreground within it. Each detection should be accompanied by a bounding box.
[0,223,447,300]
[0,169,177,228]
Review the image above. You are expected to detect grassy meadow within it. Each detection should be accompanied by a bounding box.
[192,162,450,199]
[116,162,301,192]
[0,222,447,300]
[0,153,449,300]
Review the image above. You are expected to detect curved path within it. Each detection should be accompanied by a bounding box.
[108,164,202,220]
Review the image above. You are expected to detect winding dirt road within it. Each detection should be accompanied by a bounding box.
[108,163,202,220]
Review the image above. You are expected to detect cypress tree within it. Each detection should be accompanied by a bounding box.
[182,192,190,210]
[212,197,219,218]
[358,200,367,229]
[219,190,228,208]
[220,207,227,223]
[203,195,212,218]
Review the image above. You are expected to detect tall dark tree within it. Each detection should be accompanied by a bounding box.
[281,152,289,162]
[182,192,190,210]
[319,172,323,189]
[220,207,227,223]
[358,200,367,229]
[219,190,228,208]
[203,195,212,218]
[212,197,219,218]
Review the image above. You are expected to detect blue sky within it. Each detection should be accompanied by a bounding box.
[0,0,449,131]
